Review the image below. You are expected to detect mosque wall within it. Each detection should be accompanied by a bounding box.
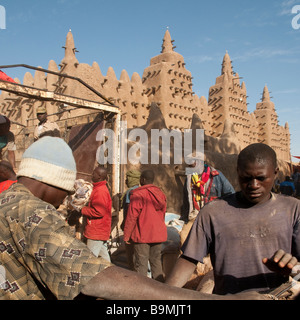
[0,30,292,213]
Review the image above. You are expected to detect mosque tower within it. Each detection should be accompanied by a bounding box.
[254,85,275,146]
[254,85,290,161]
[208,51,249,148]
[58,29,79,98]
[141,29,198,130]
[60,29,79,73]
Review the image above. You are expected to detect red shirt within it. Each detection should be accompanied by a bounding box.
[81,180,112,241]
[123,184,167,243]
[0,180,17,193]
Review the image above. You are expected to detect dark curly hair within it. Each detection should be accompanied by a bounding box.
[238,143,277,170]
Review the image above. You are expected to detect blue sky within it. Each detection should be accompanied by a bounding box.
[0,0,300,158]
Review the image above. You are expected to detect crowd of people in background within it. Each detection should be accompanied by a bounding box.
[273,167,300,199]
[0,111,300,301]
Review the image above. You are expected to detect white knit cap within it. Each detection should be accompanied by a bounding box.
[17,137,77,192]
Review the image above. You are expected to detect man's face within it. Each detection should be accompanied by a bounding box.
[37,113,47,123]
[238,160,278,205]
[42,185,69,209]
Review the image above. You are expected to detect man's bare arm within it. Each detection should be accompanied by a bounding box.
[81,265,267,300]
[164,255,198,288]
[81,265,213,300]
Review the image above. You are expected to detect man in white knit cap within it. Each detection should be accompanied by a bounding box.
[0,137,265,300]
[0,136,101,300]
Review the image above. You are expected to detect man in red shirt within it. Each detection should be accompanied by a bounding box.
[81,166,112,262]
[0,160,17,193]
[123,170,167,282]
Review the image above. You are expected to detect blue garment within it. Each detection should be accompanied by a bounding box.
[208,170,235,198]
[280,181,295,196]
[125,185,139,203]
[121,185,139,230]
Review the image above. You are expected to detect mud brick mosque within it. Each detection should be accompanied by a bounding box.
[0,30,292,211]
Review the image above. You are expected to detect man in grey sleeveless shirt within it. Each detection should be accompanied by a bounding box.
[166,143,300,295]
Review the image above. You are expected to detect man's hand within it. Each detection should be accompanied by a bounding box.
[263,249,298,276]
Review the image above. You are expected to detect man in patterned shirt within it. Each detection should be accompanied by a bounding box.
[0,137,265,300]
[0,136,111,300]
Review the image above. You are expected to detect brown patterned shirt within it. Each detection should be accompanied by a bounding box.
[0,183,111,300]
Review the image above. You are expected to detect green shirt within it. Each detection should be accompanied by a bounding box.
[0,183,111,300]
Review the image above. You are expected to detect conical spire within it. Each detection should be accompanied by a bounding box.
[161,29,173,53]
[60,29,79,68]
[120,69,130,82]
[221,51,233,77]
[262,85,270,102]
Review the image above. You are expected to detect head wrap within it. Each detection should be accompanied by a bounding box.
[126,170,141,188]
